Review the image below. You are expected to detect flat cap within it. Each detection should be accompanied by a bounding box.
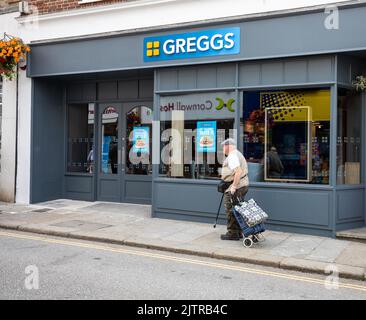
[220,138,237,146]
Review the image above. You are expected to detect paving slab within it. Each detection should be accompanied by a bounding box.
[34,199,93,209]
[69,228,132,243]
[280,257,334,276]
[50,220,113,232]
[335,265,366,281]
[70,211,146,225]
[0,212,72,226]
[305,238,350,263]
[125,226,187,240]
[161,231,212,243]
[0,204,38,214]
[18,223,76,235]
[269,234,325,258]
[247,253,285,268]
[160,224,217,243]
[0,221,23,229]
[280,257,365,281]
[337,227,366,241]
[78,202,151,218]
[252,231,291,250]
[123,236,194,255]
[212,245,261,261]
[335,242,366,268]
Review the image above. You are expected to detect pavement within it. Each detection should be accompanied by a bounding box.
[0,199,365,281]
[337,227,366,243]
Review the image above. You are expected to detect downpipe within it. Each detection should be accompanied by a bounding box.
[14,65,19,203]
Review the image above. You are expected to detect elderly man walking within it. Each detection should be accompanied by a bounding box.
[220,138,249,240]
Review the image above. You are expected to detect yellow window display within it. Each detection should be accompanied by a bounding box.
[243,88,331,184]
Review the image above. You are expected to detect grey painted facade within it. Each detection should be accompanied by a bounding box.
[28,3,366,77]
[28,3,366,237]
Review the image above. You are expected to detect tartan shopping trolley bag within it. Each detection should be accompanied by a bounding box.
[231,197,267,248]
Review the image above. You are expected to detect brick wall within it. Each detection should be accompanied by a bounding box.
[27,0,130,15]
[0,0,20,13]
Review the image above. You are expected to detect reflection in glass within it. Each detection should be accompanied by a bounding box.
[337,89,362,184]
[101,106,118,174]
[265,106,311,182]
[67,103,94,173]
[243,89,331,184]
[159,92,236,179]
[126,106,153,175]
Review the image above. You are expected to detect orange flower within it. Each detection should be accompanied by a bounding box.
[0,36,29,80]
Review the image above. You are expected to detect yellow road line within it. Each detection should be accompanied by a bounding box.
[1,230,366,293]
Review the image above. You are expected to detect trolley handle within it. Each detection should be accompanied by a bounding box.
[229,192,243,206]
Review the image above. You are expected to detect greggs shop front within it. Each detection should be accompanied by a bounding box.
[28,4,366,237]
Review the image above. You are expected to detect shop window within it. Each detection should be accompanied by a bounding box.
[337,89,362,185]
[159,92,235,179]
[243,89,331,184]
[67,103,95,173]
[126,106,153,175]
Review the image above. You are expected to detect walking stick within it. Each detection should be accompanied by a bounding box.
[213,193,224,228]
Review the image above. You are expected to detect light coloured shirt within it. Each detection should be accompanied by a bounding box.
[221,149,249,192]
[227,151,241,170]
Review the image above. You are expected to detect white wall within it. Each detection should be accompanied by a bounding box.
[0,12,19,202]
[17,0,351,43]
[16,71,32,204]
[0,77,17,202]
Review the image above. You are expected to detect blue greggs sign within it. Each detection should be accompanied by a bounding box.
[143,27,240,62]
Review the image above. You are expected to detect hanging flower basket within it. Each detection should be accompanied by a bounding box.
[0,33,30,81]
[352,75,366,92]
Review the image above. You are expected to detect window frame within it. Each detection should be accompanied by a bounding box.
[65,102,96,175]
[125,105,153,176]
[336,87,364,186]
[158,90,237,180]
[241,85,333,187]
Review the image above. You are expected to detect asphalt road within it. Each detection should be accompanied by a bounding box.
[0,230,365,300]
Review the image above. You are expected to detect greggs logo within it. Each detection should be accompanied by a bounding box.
[144,27,240,62]
[146,41,161,57]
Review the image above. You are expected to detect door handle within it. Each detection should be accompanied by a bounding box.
[122,146,126,165]
[121,146,126,172]
[118,149,122,165]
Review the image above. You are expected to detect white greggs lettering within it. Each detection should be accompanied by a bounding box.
[144,27,240,61]
[163,33,235,55]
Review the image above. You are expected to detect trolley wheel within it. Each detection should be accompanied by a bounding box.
[251,235,259,243]
[243,237,253,248]
[255,233,266,243]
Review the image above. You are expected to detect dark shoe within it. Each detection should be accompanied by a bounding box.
[220,233,240,241]
[231,232,243,239]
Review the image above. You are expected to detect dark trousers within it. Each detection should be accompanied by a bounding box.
[223,186,248,235]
